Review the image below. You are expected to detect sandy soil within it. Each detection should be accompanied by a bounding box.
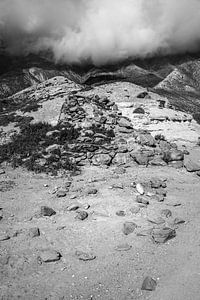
[1,160,200,299]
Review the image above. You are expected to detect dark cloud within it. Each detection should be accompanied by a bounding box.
[1,0,200,65]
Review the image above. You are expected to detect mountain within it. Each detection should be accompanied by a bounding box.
[1,51,200,121]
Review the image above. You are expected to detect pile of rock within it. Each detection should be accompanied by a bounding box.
[43,92,187,170]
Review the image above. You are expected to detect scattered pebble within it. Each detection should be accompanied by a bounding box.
[75,250,96,261]
[141,276,157,291]
[123,222,137,235]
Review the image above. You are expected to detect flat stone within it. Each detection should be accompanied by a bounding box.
[75,211,88,220]
[123,222,137,235]
[40,206,56,217]
[136,228,153,236]
[173,217,185,225]
[148,216,165,225]
[141,277,157,291]
[75,250,96,261]
[111,183,124,189]
[152,227,176,243]
[168,161,184,169]
[67,204,80,211]
[115,243,132,251]
[28,227,40,238]
[136,195,149,205]
[149,157,167,166]
[184,159,200,172]
[39,250,61,263]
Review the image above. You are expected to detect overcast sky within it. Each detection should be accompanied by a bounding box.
[1,0,200,64]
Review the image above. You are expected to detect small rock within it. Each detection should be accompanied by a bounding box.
[123,222,137,235]
[161,209,172,218]
[115,243,132,251]
[86,188,98,195]
[164,150,184,163]
[39,250,61,263]
[116,210,126,217]
[149,194,165,202]
[82,204,90,210]
[92,154,112,166]
[152,227,176,243]
[130,206,140,214]
[75,250,96,261]
[136,195,149,205]
[151,178,166,189]
[111,183,124,189]
[0,233,10,241]
[0,169,5,175]
[57,190,67,198]
[136,183,145,195]
[141,276,157,291]
[67,204,80,211]
[168,161,184,169]
[28,227,40,238]
[40,206,56,217]
[173,217,185,225]
[75,211,88,220]
[149,157,167,166]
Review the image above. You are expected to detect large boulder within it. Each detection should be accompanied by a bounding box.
[184,159,200,172]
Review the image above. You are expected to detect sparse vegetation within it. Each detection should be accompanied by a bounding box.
[0,122,80,174]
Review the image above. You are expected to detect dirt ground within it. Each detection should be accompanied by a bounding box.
[1,160,200,300]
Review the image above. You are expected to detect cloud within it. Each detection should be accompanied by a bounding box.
[1,0,200,65]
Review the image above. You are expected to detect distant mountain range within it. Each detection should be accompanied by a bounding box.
[1,52,200,119]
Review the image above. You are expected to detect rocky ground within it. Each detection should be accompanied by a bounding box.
[1,70,200,299]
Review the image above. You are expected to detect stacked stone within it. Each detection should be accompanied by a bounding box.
[56,92,185,168]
